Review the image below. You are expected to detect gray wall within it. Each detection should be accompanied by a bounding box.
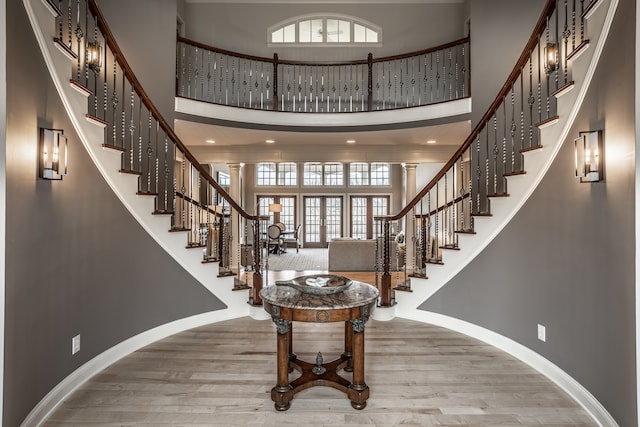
[469,0,546,126]
[183,3,467,62]
[4,2,225,425]
[96,0,178,125]
[421,0,636,425]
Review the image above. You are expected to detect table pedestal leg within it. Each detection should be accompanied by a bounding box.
[271,319,293,411]
[342,321,353,372]
[347,319,369,409]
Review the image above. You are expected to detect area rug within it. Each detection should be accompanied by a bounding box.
[265,248,328,271]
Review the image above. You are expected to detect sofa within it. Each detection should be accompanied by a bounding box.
[328,238,405,272]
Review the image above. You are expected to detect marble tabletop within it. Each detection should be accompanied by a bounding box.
[260,278,379,311]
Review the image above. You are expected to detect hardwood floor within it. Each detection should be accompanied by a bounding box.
[43,283,597,427]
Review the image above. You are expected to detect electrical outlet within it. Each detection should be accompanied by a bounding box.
[537,324,546,342]
[72,334,81,355]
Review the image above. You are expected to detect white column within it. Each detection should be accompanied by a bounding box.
[228,163,243,271]
[403,163,418,273]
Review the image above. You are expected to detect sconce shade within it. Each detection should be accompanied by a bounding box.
[268,203,282,213]
[40,128,68,180]
[544,42,559,74]
[87,41,103,72]
[574,130,602,183]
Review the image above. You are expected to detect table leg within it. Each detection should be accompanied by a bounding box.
[347,318,369,410]
[342,321,353,372]
[271,319,293,411]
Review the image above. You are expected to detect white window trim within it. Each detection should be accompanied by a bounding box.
[268,12,382,48]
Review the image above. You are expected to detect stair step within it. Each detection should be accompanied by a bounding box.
[86,114,108,127]
[186,244,206,249]
[567,40,590,61]
[426,258,444,265]
[53,38,76,60]
[152,210,174,215]
[488,193,509,198]
[455,229,476,235]
[504,170,526,177]
[439,244,459,251]
[44,0,62,16]
[102,144,126,152]
[202,258,218,264]
[169,227,190,232]
[136,191,158,196]
[119,168,142,176]
[536,115,559,128]
[552,82,575,98]
[69,80,92,96]
[471,212,492,217]
[520,145,543,153]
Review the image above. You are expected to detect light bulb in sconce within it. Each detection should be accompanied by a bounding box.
[39,128,68,180]
[87,41,103,72]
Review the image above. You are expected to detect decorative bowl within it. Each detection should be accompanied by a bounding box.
[275,274,353,295]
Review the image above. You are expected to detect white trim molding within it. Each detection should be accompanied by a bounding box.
[402,310,618,427]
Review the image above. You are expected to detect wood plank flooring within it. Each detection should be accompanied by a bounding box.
[43,308,597,426]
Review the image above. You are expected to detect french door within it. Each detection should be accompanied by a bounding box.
[303,196,342,248]
[350,196,390,239]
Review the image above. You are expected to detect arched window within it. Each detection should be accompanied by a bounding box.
[269,14,381,46]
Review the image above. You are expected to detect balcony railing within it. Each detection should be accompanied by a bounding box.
[176,36,470,113]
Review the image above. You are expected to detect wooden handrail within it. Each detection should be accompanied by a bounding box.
[387,0,556,221]
[89,0,257,221]
[177,35,470,67]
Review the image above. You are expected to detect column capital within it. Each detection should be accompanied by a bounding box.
[401,163,419,170]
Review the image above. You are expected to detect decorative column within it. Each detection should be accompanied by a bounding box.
[403,163,418,273]
[228,163,243,271]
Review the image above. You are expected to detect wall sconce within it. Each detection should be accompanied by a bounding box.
[268,203,282,213]
[544,42,559,74]
[574,130,603,183]
[40,128,68,180]
[87,41,103,72]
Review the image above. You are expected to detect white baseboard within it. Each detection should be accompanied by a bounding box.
[21,309,242,427]
[400,309,619,427]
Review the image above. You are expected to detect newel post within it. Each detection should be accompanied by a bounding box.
[250,217,263,306]
[272,53,279,111]
[367,53,373,111]
[379,219,393,307]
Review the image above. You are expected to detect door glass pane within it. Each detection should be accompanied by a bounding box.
[351,197,367,239]
[279,197,295,231]
[326,197,342,241]
[305,198,321,243]
[372,197,388,238]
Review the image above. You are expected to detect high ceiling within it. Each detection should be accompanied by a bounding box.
[175,118,471,164]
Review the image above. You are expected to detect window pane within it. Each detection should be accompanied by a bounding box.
[283,24,295,42]
[366,28,378,43]
[303,163,323,186]
[370,162,390,185]
[271,28,283,43]
[277,162,297,186]
[324,162,343,186]
[299,20,311,43]
[311,19,323,42]
[339,20,350,42]
[256,162,276,186]
[326,19,339,43]
[354,24,365,43]
[349,162,369,186]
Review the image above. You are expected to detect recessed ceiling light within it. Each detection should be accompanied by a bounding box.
[265,139,275,144]
[205,139,216,144]
[427,140,437,144]
[346,139,356,144]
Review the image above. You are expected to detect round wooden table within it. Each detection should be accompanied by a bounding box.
[260,278,379,411]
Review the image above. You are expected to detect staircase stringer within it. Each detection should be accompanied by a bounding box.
[23,0,249,318]
[396,0,618,316]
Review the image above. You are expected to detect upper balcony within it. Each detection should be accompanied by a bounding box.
[175,36,471,129]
